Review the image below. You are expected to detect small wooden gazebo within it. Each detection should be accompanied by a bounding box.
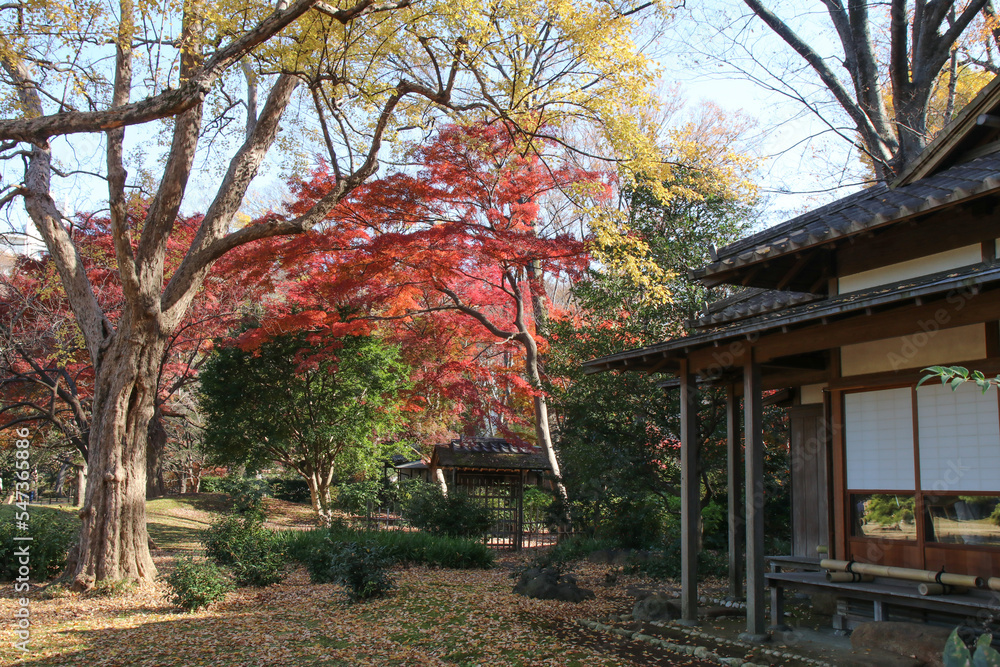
[429,436,552,549]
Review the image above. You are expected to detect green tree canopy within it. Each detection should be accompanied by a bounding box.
[200,331,409,521]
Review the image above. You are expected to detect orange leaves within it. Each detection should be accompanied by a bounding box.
[231,121,607,437]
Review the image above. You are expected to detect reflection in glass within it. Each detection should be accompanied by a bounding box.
[924,495,1000,546]
[851,493,917,540]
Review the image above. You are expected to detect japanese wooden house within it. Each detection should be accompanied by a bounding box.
[584,78,1000,639]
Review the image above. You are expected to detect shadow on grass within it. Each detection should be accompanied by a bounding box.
[147,523,206,553]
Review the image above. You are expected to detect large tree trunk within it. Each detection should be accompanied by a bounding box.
[71,329,164,590]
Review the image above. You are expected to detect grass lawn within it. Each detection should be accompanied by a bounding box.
[1,497,711,667]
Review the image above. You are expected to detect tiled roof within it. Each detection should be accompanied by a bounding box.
[692,288,818,329]
[432,437,551,471]
[692,152,1000,283]
[584,262,1000,372]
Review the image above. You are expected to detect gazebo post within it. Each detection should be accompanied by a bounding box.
[679,358,700,625]
[741,350,769,642]
[726,383,744,600]
[516,470,524,551]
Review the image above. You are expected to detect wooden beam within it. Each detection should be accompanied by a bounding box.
[727,384,744,600]
[836,202,999,276]
[679,358,700,625]
[755,288,1000,363]
[761,354,828,371]
[830,389,847,561]
[776,252,814,291]
[741,351,769,641]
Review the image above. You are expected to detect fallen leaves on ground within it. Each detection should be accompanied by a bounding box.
[1,555,716,667]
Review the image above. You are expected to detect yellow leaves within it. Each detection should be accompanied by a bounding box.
[589,100,759,307]
[589,208,674,305]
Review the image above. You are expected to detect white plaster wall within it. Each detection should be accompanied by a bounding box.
[840,324,986,377]
[800,383,826,404]
[838,245,982,294]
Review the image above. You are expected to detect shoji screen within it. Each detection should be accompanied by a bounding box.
[844,388,915,490]
[917,383,1000,492]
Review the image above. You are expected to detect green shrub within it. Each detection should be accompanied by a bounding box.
[403,482,494,538]
[334,479,382,514]
[533,536,618,570]
[283,525,494,580]
[942,628,1000,667]
[219,476,271,516]
[351,529,495,569]
[166,557,233,611]
[631,538,728,580]
[269,477,311,503]
[990,503,1000,527]
[592,495,665,549]
[199,476,225,493]
[202,513,286,587]
[281,529,338,583]
[0,506,79,581]
[522,486,553,523]
[700,500,729,550]
[328,542,394,602]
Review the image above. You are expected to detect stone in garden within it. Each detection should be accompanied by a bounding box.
[587,549,616,564]
[850,621,951,667]
[512,567,595,603]
[632,592,682,621]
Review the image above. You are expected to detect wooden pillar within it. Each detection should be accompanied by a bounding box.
[515,470,524,551]
[679,358,700,625]
[726,384,744,600]
[742,350,769,641]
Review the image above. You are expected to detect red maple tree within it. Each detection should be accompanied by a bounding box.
[242,122,611,492]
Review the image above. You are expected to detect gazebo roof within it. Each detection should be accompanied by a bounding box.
[430,437,551,471]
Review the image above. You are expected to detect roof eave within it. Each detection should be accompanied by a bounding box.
[894,75,1000,187]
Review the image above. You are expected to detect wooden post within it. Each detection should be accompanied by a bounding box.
[679,358,700,625]
[726,384,744,600]
[742,350,769,642]
[515,470,524,551]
